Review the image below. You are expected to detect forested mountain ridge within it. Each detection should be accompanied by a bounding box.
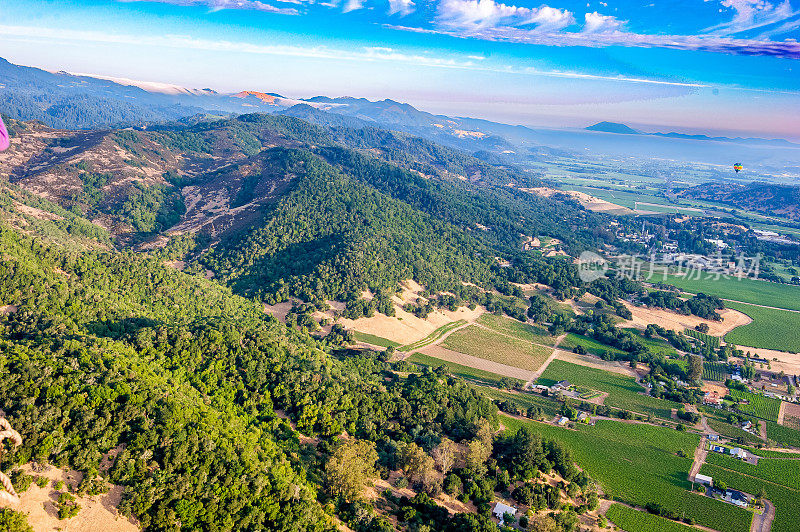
[1,114,609,308]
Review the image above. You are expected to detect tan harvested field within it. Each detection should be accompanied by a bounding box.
[441,324,552,371]
[781,402,800,428]
[12,464,138,532]
[418,345,539,381]
[738,347,800,375]
[621,301,751,336]
[521,187,634,215]
[342,302,484,346]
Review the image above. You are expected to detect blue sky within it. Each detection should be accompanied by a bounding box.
[0,0,798,138]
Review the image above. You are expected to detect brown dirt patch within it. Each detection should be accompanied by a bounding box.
[13,464,138,532]
[741,348,800,375]
[521,187,634,215]
[622,301,751,336]
[0,305,18,315]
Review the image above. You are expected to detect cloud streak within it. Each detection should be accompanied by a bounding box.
[120,0,301,15]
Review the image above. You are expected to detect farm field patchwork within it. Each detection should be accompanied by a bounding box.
[406,352,521,387]
[702,411,764,446]
[538,359,680,420]
[502,417,752,532]
[729,389,781,422]
[723,302,800,353]
[476,313,558,345]
[699,462,799,532]
[606,504,703,532]
[663,274,800,312]
[442,324,552,371]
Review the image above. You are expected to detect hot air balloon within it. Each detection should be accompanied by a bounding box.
[733,163,743,173]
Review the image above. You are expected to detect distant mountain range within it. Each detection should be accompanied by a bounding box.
[2,57,798,167]
[585,121,797,148]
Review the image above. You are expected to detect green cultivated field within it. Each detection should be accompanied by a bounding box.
[442,324,552,371]
[502,417,752,532]
[686,329,721,349]
[559,333,626,356]
[730,389,781,422]
[766,421,800,448]
[706,452,800,491]
[664,274,800,312]
[538,359,680,420]
[724,302,800,353]
[700,461,799,532]
[701,409,764,445]
[624,328,678,357]
[352,331,400,348]
[606,504,702,532]
[476,313,557,345]
[406,353,521,387]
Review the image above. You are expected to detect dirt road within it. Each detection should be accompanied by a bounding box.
[751,500,775,532]
[689,435,708,482]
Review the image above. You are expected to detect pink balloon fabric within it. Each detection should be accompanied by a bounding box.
[0,116,9,152]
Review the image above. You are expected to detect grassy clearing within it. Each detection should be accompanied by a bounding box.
[723,302,800,353]
[502,417,751,532]
[406,352,520,387]
[730,389,781,422]
[538,359,680,420]
[559,333,626,357]
[398,320,467,352]
[663,274,800,312]
[700,462,798,532]
[442,324,552,371]
[352,331,400,348]
[606,504,702,532]
[477,313,557,345]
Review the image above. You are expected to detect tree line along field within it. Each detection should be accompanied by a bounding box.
[723,301,800,353]
[476,386,562,418]
[441,323,553,371]
[502,417,752,532]
[729,389,781,422]
[700,457,800,532]
[701,361,729,381]
[663,274,800,312]
[537,359,680,420]
[606,504,704,532]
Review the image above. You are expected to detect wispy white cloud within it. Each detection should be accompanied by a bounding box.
[388,0,415,15]
[120,0,301,15]
[707,0,799,35]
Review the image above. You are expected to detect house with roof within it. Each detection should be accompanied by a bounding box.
[729,447,748,460]
[703,391,722,406]
[550,380,571,392]
[577,411,591,424]
[708,434,720,442]
[556,416,569,426]
[492,502,517,524]
[695,473,713,487]
[724,489,749,508]
[710,445,726,454]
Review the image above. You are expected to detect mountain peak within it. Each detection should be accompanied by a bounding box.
[586,121,640,135]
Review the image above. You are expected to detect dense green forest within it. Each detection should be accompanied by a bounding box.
[0,211,596,531]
